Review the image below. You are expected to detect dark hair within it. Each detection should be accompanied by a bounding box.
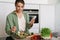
[15,0,25,5]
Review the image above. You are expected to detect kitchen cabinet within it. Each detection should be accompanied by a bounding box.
[0,0,59,4]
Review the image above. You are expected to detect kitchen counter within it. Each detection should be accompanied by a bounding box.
[0,37,60,40]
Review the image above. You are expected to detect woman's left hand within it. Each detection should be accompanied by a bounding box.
[29,18,35,25]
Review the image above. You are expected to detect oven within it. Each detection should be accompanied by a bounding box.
[23,9,39,23]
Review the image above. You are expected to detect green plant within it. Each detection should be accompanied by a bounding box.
[41,28,51,37]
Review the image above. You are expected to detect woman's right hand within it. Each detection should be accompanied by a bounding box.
[11,26,16,33]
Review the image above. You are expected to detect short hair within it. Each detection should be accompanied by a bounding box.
[15,0,25,5]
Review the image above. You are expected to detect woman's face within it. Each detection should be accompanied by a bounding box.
[15,2,24,13]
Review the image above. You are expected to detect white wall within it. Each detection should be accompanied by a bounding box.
[39,4,55,32]
[48,0,58,4]
[0,0,15,3]
[0,0,48,4]
[24,0,48,4]
[55,3,60,32]
[0,0,59,4]
[0,3,15,37]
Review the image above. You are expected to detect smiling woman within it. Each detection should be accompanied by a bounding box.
[0,0,40,40]
[5,0,35,40]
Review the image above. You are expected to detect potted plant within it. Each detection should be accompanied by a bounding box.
[41,28,51,39]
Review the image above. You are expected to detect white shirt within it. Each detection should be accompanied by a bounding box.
[18,15,26,31]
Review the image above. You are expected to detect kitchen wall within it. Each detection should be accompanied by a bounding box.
[0,2,15,37]
[39,3,60,33]
[48,0,58,4]
[0,0,59,4]
[0,0,48,4]
[55,3,60,32]
[39,4,55,32]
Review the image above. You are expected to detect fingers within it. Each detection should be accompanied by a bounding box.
[11,26,16,33]
[30,18,35,24]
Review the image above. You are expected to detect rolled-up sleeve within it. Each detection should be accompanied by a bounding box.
[5,15,14,35]
[26,13,33,29]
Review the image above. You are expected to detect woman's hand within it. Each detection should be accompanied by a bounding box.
[30,18,35,25]
[11,26,16,33]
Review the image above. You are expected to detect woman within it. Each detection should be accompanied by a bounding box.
[5,0,35,40]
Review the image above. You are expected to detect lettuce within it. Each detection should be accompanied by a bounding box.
[41,28,51,37]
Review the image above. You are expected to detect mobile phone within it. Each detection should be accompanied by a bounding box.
[33,16,36,19]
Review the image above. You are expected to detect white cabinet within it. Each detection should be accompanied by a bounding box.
[0,0,15,3]
[48,0,58,4]
[0,0,59,4]
[0,0,48,4]
[24,0,48,4]
[39,3,60,32]
[0,3,15,37]
[39,4,55,32]
[55,4,60,32]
